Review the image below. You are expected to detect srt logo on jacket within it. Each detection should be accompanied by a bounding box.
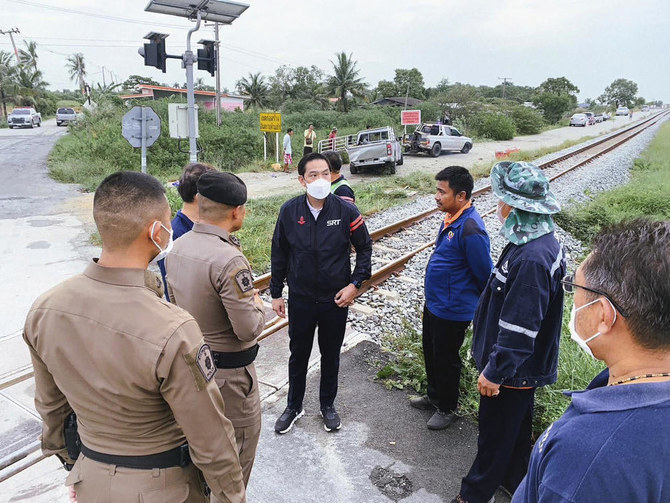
[327,219,341,227]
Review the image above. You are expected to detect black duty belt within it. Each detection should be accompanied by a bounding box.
[80,443,191,469]
[211,344,259,369]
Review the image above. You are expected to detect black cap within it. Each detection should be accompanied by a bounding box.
[197,171,247,206]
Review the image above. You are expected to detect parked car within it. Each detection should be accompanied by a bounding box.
[401,122,473,157]
[594,114,604,123]
[346,126,403,174]
[584,112,596,125]
[569,113,588,127]
[616,106,630,116]
[641,106,650,112]
[56,107,77,126]
[7,107,41,128]
[602,112,610,121]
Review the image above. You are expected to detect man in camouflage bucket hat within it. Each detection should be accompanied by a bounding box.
[452,162,566,503]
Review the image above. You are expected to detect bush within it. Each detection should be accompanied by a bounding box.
[471,112,517,140]
[509,106,545,135]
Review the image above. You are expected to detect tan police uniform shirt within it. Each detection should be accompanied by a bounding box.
[166,223,265,354]
[23,261,246,503]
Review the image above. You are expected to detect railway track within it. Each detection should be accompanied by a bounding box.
[1,111,666,481]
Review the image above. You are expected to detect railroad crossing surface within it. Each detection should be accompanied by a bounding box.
[0,119,505,502]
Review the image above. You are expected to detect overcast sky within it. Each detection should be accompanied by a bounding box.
[2,0,668,102]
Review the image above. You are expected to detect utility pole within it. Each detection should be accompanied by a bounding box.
[0,28,20,62]
[215,22,221,126]
[498,77,512,100]
[102,66,106,87]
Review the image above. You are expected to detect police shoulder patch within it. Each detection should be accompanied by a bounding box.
[234,268,254,296]
[196,344,216,382]
[228,234,241,248]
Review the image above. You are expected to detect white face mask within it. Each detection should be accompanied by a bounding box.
[568,298,616,358]
[496,202,507,224]
[150,221,174,263]
[305,178,331,200]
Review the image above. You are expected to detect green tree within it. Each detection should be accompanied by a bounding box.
[375,79,397,98]
[66,53,87,92]
[0,50,16,118]
[600,79,639,108]
[19,40,39,71]
[327,52,367,112]
[393,68,425,99]
[235,72,269,108]
[426,78,450,98]
[122,74,160,89]
[533,76,579,123]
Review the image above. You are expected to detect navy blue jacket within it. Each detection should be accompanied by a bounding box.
[513,370,670,502]
[158,210,194,301]
[425,206,493,321]
[270,194,372,302]
[471,232,565,387]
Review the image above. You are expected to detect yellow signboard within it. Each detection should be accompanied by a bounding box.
[260,113,282,133]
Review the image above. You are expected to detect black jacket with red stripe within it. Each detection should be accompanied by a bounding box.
[270,193,372,302]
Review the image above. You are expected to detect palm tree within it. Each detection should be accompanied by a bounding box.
[235,72,269,108]
[328,52,366,112]
[0,50,16,118]
[19,40,39,71]
[66,53,87,92]
[12,67,49,109]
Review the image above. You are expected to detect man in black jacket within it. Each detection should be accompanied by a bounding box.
[271,153,372,434]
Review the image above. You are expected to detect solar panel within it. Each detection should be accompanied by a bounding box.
[145,0,249,25]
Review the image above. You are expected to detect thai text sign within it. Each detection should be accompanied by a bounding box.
[401,110,421,126]
[260,113,282,132]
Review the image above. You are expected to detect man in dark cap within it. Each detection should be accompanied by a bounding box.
[453,161,566,503]
[166,171,266,488]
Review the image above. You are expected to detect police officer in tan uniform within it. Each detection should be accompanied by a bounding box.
[166,172,265,488]
[23,171,246,503]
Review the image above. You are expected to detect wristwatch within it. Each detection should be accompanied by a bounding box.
[352,280,362,289]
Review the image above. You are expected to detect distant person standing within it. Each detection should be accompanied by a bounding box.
[453,161,566,503]
[158,162,216,299]
[323,150,355,204]
[328,127,338,149]
[283,128,294,173]
[270,153,372,434]
[411,166,492,430]
[304,124,316,156]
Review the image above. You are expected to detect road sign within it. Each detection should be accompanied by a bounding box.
[122,106,161,148]
[260,112,282,133]
[401,110,421,126]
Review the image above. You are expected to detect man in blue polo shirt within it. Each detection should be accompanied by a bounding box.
[158,162,215,299]
[513,219,670,503]
[411,166,492,430]
[453,161,566,503]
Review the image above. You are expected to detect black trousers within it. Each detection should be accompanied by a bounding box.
[303,146,313,156]
[460,387,535,503]
[286,298,348,411]
[422,305,470,413]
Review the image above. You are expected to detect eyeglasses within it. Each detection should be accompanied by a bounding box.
[561,274,628,317]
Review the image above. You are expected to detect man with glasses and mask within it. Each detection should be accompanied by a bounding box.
[513,219,670,503]
[23,171,246,503]
[270,152,372,434]
[454,161,566,503]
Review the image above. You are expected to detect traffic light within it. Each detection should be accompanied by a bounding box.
[197,40,217,77]
[140,32,168,73]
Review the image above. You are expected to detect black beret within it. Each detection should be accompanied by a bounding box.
[197,171,247,206]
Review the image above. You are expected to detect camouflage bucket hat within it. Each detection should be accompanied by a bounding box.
[490,161,561,214]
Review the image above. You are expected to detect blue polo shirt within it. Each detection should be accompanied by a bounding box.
[513,370,670,502]
[424,206,492,321]
[158,210,194,300]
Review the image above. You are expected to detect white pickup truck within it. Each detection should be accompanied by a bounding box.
[8,107,42,128]
[345,127,403,175]
[402,122,473,157]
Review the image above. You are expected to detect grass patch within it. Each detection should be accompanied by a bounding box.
[555,121,670,242]
[376,298,604,437]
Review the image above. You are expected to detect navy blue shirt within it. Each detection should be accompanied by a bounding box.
[158,210,194,300]
[424,206,492,321]
[472,232,566,388]
[513,370,670,502]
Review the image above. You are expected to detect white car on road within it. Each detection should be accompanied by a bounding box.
[569,113,588,127]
